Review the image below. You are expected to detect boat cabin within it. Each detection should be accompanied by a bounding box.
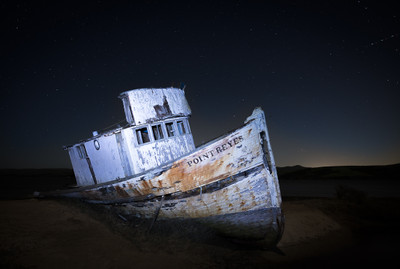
[65,87,195,186]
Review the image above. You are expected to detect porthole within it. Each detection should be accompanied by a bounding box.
[94,140,100,150]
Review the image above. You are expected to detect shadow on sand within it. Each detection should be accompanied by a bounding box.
[1,169,400,268]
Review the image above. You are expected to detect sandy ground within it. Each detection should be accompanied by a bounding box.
[1,196,399,269]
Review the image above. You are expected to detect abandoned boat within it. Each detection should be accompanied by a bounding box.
[41,87,284,244]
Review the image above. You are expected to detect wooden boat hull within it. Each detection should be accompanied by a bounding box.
[117,165,283,242]
[42,108,283,243]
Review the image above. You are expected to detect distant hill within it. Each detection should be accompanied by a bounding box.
[277,163,400,180]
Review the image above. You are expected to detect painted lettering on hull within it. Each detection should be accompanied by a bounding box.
[187,135,244,167]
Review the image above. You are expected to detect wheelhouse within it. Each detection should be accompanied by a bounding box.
[65,87,195,186]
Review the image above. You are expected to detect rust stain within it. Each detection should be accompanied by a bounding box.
[80,121,265,202]
[115,186,129,198]
[114,166,274,221]
[131,188,142,196]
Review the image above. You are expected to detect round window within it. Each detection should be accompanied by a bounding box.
[94,140,100,150]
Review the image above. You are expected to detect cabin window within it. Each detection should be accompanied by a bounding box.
[94,140,100,150]
[76,144,87,159]
[152,124,164,140]
[177,120,186,135]
[184,119,191,133]
[165,122,175,137]
[136,127,150,144]
[76,146,83,159]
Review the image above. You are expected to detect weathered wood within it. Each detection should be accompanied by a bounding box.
[148,195,164,232]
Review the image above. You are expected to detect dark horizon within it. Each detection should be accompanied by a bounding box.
[1,1,399,169]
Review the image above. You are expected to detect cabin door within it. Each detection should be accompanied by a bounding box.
[80,144,97,184]
[115,132,134,177]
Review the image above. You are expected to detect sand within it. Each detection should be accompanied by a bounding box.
[1,196,399,268]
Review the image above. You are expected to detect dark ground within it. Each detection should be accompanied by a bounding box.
[1,168,399,268]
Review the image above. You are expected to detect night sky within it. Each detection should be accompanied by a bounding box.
[1,1,399,169]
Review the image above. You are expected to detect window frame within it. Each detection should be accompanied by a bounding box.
[151,123,165,141]
[176,120,187,135]
[165,121,176,137]
[135,126,151,145]
[184,119,191,134]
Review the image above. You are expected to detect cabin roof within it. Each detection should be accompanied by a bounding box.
[63,87,191,149]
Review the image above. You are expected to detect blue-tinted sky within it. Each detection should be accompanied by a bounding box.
[1,0,399,168]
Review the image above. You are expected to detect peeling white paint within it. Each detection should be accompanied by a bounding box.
[119,87,191,125]
[66,88,195,186]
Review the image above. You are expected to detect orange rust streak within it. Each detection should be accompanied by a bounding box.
[130,123,263,197]
[115,186,129,198]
